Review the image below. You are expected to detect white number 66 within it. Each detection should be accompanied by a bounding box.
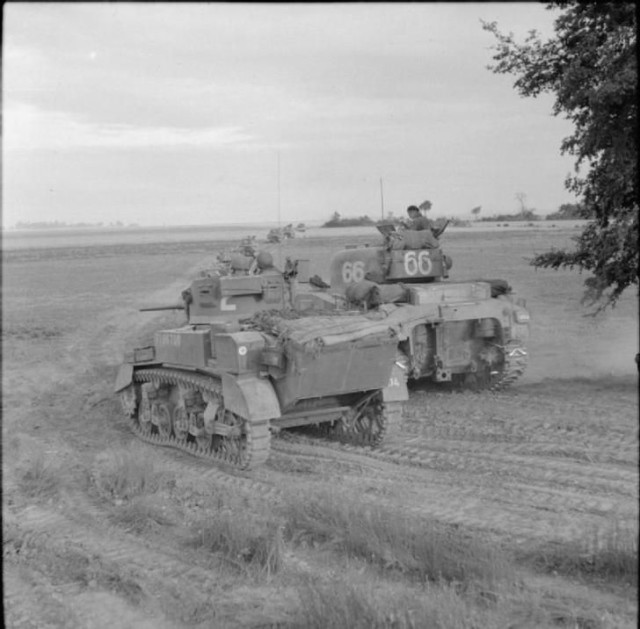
[342,260,365,283]
[404,251,432,276]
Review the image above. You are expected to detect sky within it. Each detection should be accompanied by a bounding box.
[3,2,579,227]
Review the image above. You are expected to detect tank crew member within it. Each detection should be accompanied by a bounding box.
[405,205,433,231]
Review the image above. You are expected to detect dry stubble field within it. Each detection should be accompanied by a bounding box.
[2,225,638,628]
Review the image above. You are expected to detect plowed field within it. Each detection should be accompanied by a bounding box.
[3,225,637,628]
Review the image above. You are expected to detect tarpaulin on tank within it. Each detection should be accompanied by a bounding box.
[256,312,400,408]
[249,311,398,350]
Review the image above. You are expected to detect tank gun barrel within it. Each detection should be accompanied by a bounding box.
[139,304,185,312]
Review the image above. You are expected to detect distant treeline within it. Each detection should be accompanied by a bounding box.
[322,212,375,228]
[323,212,472,229]
[479,210,541,222]
[13,220,138,229]
[478,204,591,222]
[545,203,592,220]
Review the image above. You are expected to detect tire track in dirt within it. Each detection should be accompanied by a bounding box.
[402,423,636,464]
[406,386,637,430]
[274,430,636,501]
[3,564,82,629]
[270,429,638,546]
[4,505,233,625]
[379,438,637,495]
[332,466,636,547]
[3,563,177,629]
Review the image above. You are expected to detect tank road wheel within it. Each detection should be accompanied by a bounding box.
[138,397,152,435]
[195,430,213,452]
[153,403,172,439]
[172,404,189,442]
[213,410,248,466]
[120,386,137,418]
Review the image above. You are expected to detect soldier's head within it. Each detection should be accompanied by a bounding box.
[256,250,274,270]
[407,205,420,217]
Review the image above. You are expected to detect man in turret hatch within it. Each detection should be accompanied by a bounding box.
[406,202,449,239]
[405,205,432,231]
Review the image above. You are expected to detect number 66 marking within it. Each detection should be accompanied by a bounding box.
[404,251,432,276]
[342,260,365,283]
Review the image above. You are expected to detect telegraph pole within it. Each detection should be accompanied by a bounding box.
[379,178,385,221]
[277,151,282,267]
[277,152,281,229]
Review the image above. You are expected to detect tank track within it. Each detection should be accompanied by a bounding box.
[490,341,528,391]
[121,368,270,471]
[293,397,405,449]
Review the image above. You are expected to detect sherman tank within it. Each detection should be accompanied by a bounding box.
[114,249,408,471]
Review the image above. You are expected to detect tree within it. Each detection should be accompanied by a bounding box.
[483,2,638,309]
[515,192,528,214]
[471,205,482,219]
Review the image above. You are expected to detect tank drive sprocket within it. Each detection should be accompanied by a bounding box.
[454,339,528,392]
[306,393,403,448]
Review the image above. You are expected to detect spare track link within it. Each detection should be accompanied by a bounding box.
[126,368,270,470]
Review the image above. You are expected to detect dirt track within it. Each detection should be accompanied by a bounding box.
[3,228,638,627]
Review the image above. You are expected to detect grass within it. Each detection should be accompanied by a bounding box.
[16,454,64,499]
[290,578,538,629]
[280,489,512,590]
[289,569,613,629]
[518,520,638,586]
[91,445,169,502]
[294,580,418,629]
[108,495,176,534]
[190,507,284,576]
[4,523,144,605]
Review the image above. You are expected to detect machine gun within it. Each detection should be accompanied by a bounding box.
[432,219,450,239]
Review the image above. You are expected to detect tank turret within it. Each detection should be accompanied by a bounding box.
[139,249,340,328]
[329,223,453,292]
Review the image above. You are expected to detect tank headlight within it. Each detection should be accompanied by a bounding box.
[514,310,530,323]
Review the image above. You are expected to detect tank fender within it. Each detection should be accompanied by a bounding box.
[221,372,281,420]
[381,360,409,403]
[114,364,134,393]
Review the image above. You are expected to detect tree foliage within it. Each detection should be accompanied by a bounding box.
[546,203,590,220]
[483,2,637,309]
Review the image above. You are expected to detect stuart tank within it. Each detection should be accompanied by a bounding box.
[323,222,530,390]
[114,248,408,470]
[115,223,530,470]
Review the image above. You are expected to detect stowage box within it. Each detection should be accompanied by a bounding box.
[213,331,266,374]
[155,327,212,368]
